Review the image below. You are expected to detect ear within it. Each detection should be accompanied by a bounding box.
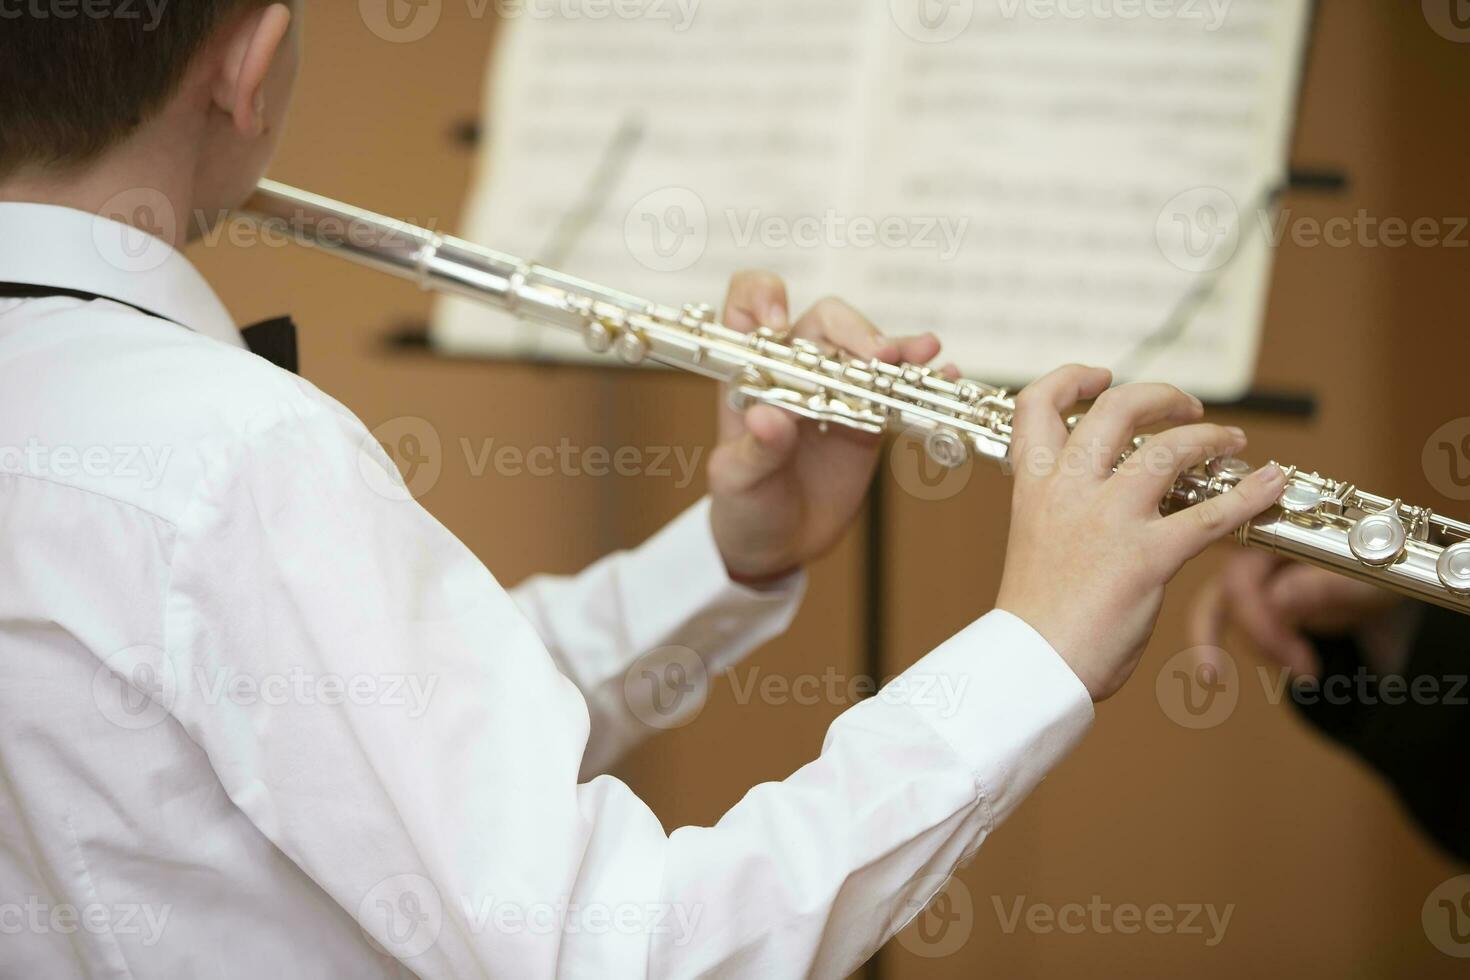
[212,4,294,138]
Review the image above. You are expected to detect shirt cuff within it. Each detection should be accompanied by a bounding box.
[620,498,807,676]
[895,609,1094,828]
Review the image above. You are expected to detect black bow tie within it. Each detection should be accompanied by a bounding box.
[0,281,300,375]
[240,316,300,375]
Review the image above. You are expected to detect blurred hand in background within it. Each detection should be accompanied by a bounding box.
[1190,551,1406,677]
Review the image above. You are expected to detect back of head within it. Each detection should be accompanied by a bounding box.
[0,1,273,178]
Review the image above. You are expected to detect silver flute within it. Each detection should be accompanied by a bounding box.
[243,180,1470,615]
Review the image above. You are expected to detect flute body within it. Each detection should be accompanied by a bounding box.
[242,180,1470,616]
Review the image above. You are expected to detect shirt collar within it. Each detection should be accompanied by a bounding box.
[0,202,244,349]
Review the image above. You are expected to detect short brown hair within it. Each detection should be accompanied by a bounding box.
[0,1,272,175]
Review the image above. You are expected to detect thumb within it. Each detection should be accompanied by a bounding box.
[710,406,799,495]
[1187,577,1227,650]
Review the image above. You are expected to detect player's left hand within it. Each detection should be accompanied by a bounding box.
[708,271,953,584]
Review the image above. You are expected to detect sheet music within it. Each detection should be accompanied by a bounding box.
[434,0,1311,399]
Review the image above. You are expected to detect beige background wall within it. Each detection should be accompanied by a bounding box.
[194,2,1470,975]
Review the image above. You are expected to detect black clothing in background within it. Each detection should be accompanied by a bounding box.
[1303,606,1469,864]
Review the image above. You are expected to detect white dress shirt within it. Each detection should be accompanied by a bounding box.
[0,202,1094,979]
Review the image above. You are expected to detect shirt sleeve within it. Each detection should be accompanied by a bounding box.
[163,401,1094,979]
[510,498,805,778]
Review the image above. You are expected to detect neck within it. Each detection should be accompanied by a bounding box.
[0,128,199,250]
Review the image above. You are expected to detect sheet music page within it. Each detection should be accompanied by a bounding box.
[435,0,1311,398]
[433,0,888,363]
[845,0,1312,397]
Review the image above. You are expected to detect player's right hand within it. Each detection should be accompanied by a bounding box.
[997,365,1288,701]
